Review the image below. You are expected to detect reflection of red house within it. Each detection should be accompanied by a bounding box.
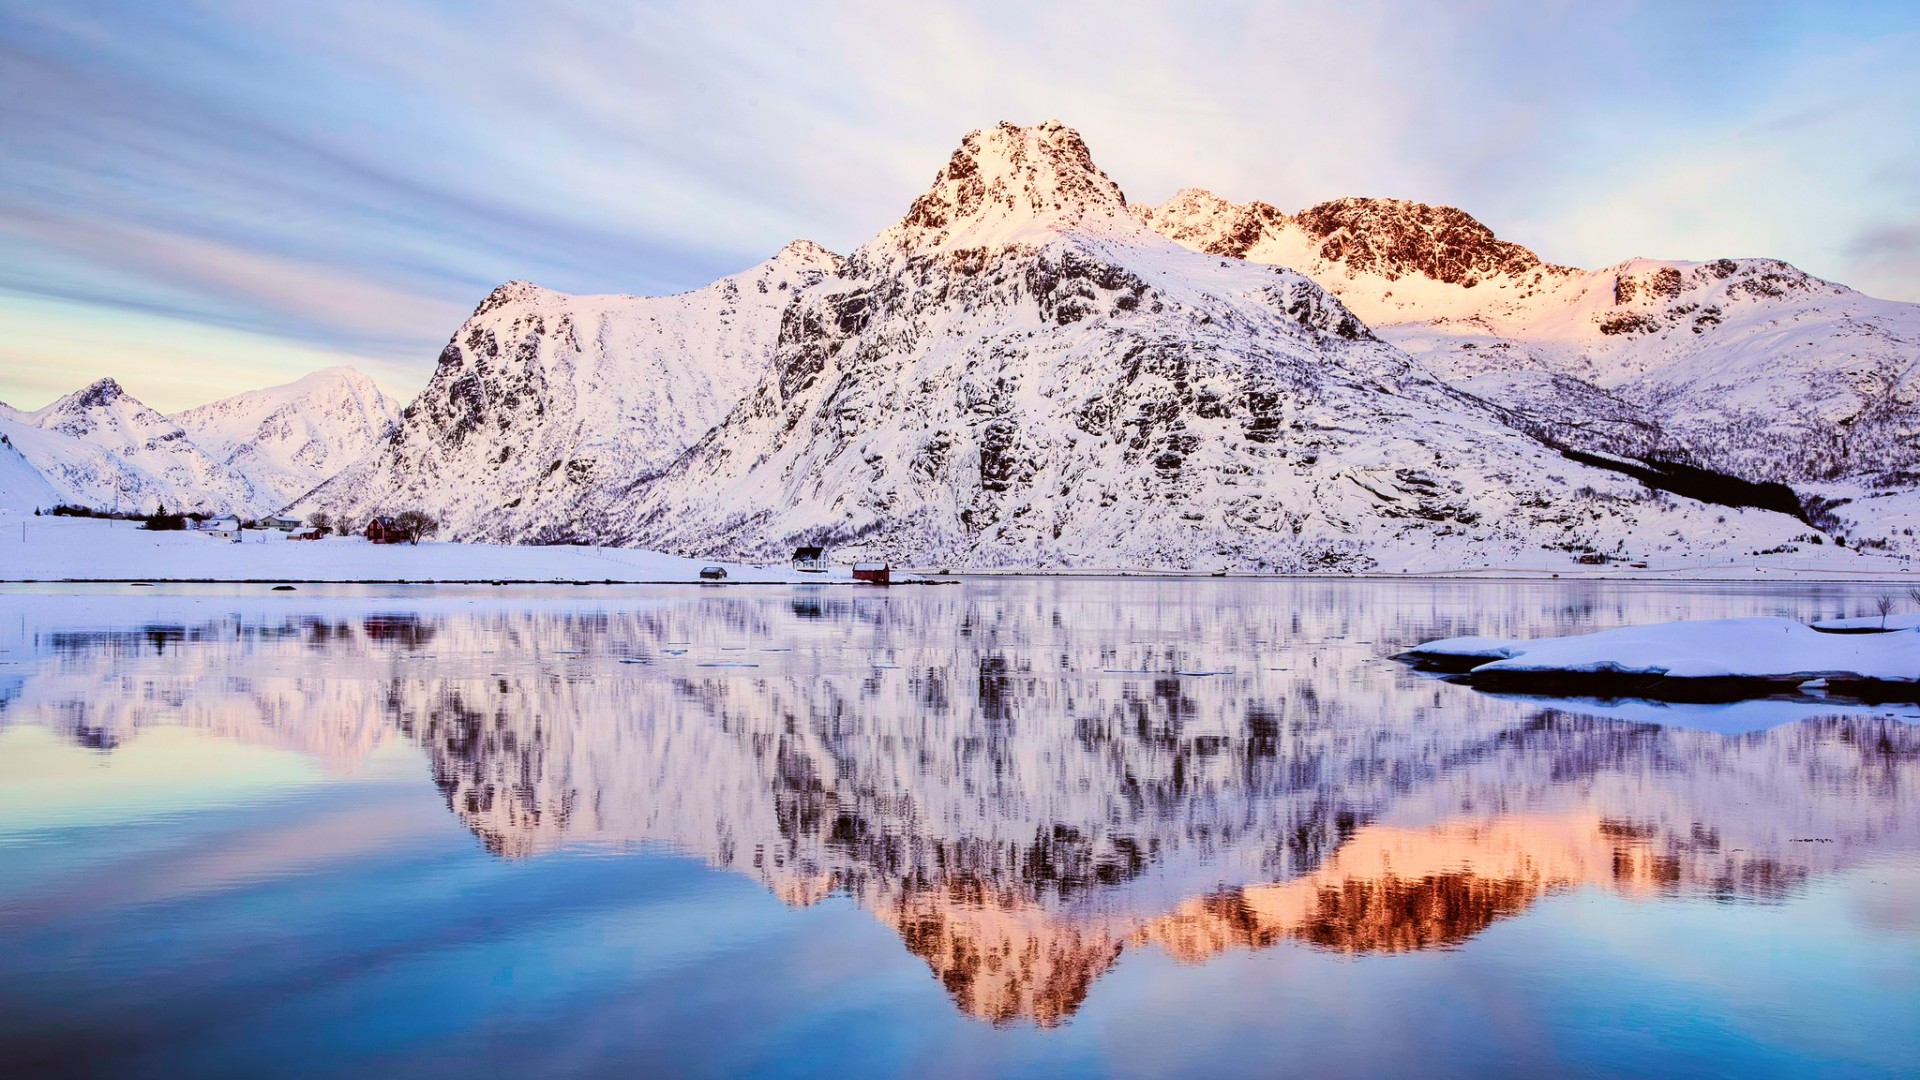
[362,615,432,647]
[364,517,406,544]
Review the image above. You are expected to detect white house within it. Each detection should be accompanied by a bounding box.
[196,515,243,541]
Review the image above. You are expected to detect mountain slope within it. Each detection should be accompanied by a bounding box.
[0,380,261,514]
[294,242,841,542]
[173,367,400,510]
[1137,189,1920,489]
[617,121,1812,570]
[0,427,59,511]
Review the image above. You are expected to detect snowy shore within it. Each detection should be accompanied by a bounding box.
[0,512,856,584]
[1402,616,1919,700]
[2,510,1917,584]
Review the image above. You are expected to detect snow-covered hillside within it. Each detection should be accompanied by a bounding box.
[0,430,58,510]
[617,121,1821,571]
[1136,188,1920,491]
[0,379,262,515]
[293,242,841,542]
[173,367,400,509]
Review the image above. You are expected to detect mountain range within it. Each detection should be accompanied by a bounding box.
[0,367,398,516]
[8,120,1917,569]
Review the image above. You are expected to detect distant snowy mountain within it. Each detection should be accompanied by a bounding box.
[173,367,400,510]
[0,379,261,515]
[617,121,1814,570]
[1135,189,1920,489]
[294,242,841,542]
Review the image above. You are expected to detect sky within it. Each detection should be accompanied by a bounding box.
[2,0,1916,412]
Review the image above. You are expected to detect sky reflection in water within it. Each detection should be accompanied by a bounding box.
[0,580,1916,1078]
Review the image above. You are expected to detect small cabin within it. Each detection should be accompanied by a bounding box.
[291,528,327,541]
[791,545,827,572]
[698,566,728,581]
[261,516,302,532]
[197,515,242,541]
[852,562,890,585]
[365,516,408,544]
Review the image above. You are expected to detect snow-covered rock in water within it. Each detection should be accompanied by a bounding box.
[1137,189,1920,491]
[173,367,400,510]
[295,241,840,542]
[0,379,261,514]
[617,121,1815,570]
[1404,617,1919,689]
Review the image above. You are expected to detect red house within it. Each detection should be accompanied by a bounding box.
[364,516,407,544]
[852,562,890,585]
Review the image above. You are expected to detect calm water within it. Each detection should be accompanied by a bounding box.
[1,580,1916,1079]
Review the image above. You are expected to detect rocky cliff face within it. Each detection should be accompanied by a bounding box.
[1137,189,1562,286]
[615,122,1807,570]
[293,241,840,542]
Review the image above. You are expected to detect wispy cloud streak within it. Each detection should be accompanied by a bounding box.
[1,0,1915,410]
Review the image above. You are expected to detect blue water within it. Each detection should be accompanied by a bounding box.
[1,580,1915,1078]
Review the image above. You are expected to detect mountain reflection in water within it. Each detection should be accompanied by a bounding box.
[4,581,1916,1028]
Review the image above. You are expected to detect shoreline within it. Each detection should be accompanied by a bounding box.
[6,511,1912,586]
[4,568,1917,586]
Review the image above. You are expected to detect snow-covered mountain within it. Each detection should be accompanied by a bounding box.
[616,121,1813,570]
[172,367,400,510]
[29,120,1913,567]
[1135,189,1920,490]
[293,242,841,542]
[0,428,59,511]
[0,379,262,515]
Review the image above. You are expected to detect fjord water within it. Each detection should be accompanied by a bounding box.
[1,580,1915,1079]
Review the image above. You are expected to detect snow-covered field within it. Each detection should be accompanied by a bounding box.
[1408,616,1920,685]
[0,511,860,584]
[2,510,1914,583]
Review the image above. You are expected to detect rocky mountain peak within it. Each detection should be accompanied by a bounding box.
[1291,196,1562,285]
[884,120,1134,251]
[1138,188,1290,259]
[773,238,842,269]
[471,279,551,319]
[65,378,127,411]
[37,377,158,437]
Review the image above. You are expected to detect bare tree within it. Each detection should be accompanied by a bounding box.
[392,509,439,546]
[1876,594,1895,629]
[307,510,332,532]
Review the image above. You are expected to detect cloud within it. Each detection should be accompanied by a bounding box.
[1,0,1917,409]
[1850,222,1920,260]
[1843,221,1920,301]
[0,291,424,414]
